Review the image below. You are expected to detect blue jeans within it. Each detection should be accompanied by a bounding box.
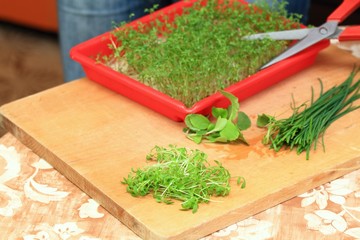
[57,0,177,82]
[246,0,310,24]
[58,0,309,82]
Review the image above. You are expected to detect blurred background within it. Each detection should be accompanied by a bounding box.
[0,0,359,136]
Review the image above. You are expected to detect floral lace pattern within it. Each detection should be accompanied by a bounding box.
[1,133,359,239]
[298,171,360,239]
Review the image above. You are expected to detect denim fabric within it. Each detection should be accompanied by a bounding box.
[57,0,177,82]
[246,0,310,24]
[285,0,310,23]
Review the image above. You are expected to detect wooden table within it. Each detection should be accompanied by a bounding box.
[1,44,360,239]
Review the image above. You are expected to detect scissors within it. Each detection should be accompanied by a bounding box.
[244,0,360,69]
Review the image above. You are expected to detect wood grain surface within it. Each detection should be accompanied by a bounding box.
[1,45,360,240]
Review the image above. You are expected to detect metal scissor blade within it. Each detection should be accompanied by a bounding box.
[244,27,344,41]
[243,28,310,40]
[261,21,339,69]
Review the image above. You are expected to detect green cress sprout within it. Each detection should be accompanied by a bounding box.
[257,67,360,160]
[184,91,251,144]
[122,145,246,213]
[104,0,301,107]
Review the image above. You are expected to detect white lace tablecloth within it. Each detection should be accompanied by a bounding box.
[0,132,359,240]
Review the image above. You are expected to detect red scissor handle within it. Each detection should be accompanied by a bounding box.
[339,26,360,41]
[327,0,360,22]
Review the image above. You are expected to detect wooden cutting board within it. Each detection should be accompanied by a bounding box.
[1,45,360,239]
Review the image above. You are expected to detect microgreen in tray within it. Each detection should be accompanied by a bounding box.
[102,0,302,108]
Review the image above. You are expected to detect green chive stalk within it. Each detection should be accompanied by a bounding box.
[257,67,360,160]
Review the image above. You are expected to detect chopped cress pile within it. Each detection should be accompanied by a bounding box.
[122,145,246,213]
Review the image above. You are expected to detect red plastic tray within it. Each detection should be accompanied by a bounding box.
[70,0,330,121]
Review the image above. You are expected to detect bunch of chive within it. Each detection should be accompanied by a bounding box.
[257,67,360,159]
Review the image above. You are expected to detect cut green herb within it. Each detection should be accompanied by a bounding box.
[257,67,360,160]
[183,91,251,144]
[122,145,245,213]
[103,0,301,107]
